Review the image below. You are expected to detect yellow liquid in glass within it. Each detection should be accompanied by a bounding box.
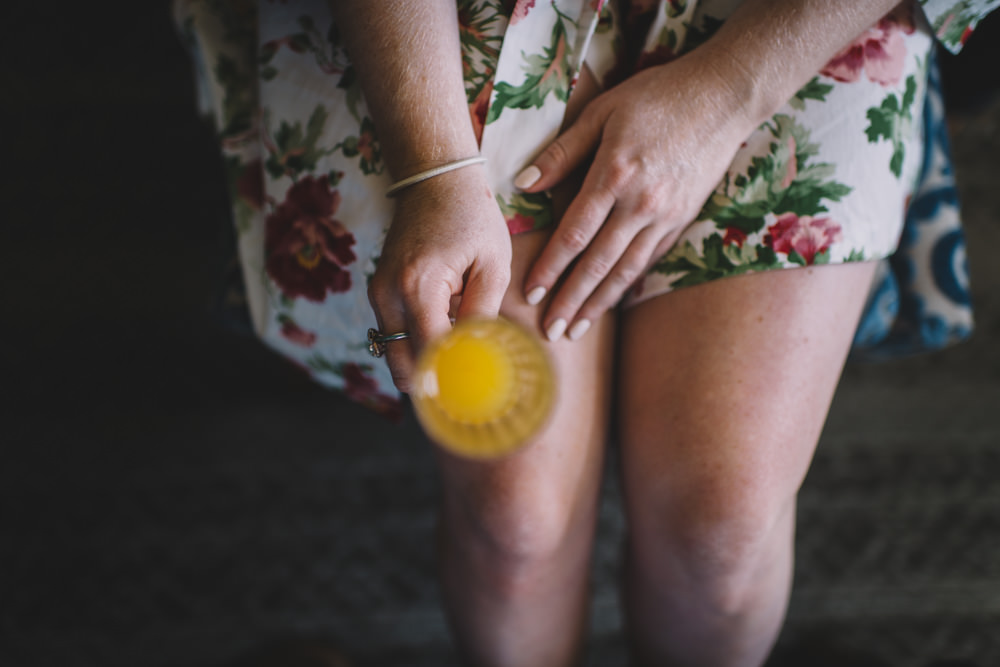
[432,334,516,424]
[412,318,555,459]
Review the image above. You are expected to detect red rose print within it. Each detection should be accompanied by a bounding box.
[723,227,748,248]
[265,175,357,302]
[821,8,915,86]
[506,212,536,234]
[279,317,317,347]
[342,363,403,421]
[764,213,842,265]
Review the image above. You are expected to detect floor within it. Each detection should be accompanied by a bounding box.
[2,3,998,666]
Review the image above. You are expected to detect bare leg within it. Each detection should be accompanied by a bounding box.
[435,230,614,667]
[618,262,877,666]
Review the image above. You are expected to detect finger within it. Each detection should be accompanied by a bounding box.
[539,210,644,340]
[567,227,678,340]
[455,261,510,321]
[369,272,452,394]
[513,107,602,193]
[522,180,616,307]
[376,306,419,394]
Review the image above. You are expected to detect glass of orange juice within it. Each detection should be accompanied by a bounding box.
[411,317,555,459]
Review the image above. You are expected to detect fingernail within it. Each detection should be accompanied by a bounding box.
[526,285,546,306]
[514,165,542,190]
[568,319,591,341]
[545,318,567,342]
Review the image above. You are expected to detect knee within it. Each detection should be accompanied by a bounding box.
[443,480,591,584]
[632,475,795,615]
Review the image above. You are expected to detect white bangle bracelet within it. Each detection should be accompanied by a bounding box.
[385,155,487,198]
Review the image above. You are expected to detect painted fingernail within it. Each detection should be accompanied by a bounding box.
[545,318,567,342]
[526,285,547,306]
[568,319,591,341]
[514,165,542,190]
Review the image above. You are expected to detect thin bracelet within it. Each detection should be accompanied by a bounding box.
[385,155,486,198]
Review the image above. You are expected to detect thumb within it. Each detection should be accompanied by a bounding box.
[513,111,601,193]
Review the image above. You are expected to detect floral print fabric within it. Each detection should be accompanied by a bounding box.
[174,0,993,412]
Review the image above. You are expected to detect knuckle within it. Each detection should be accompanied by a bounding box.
[582,255,614,281]
[634,189,665,217]
[397,264,430,298]
[603,158,634,191]
[558,224,592,254]
[545,137,572,168]
[610,262,641,288]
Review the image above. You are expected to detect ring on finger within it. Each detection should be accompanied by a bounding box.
[367,328,410,358]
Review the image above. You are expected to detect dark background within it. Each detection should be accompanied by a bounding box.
[2,3,1000,666]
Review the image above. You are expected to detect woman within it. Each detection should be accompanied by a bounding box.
[177,1,994,664]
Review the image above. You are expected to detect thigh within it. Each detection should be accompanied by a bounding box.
[618,262,877,541]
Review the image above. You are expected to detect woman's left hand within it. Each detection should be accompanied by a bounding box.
[517,51,758,341]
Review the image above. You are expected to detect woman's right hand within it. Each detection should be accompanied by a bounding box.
[368,165,512,393]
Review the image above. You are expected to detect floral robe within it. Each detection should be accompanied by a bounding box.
[173,0,996,415]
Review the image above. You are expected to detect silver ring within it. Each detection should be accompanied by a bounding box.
[367,328,410,358]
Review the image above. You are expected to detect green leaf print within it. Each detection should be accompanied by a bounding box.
[923,0,986,48]
[214,54,255,139]
[652,234,782,289]
[265,105,335,180]
[655,113,853,288]
[865,74,917,178]
[789,76,834,111]
[486,8,574,124]
[458,0,505,105]
[497,191,553,231]
[666,0,689,18]
[700,114,850,235]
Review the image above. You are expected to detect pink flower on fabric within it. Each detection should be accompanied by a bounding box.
[279,318,317,347]
[509,0,536,25]
[506,213,536,234]
[764,213,842,265]
[265,175,357,302]
[821,7,915,86]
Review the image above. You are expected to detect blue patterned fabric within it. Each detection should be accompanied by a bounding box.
[852,52,974,359]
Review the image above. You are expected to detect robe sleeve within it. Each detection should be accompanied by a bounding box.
[918,0,1000,52]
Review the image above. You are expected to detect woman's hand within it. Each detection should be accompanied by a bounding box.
[368,167,512,393]
[517,52,757,341]
[517,0,906,341]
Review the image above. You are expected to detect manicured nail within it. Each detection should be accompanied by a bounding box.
[514,165,542,190]
[526,285,546,306]
[545,318,567,342]
[568,319,591,341]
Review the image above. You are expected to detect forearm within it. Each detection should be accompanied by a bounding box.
[698,0,905,127]
[328,1,480,179]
